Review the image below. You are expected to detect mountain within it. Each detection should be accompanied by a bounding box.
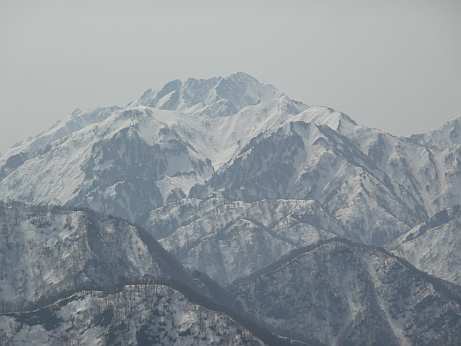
[133,72,294,118]
[410,116,461,149]
[190,120,423,244]
[0,72,460,271]
[0,201,305,346]
[0,73,305,223]
[0,72,461,344]
[230,238,461,346]
[148,198,346,284]
[1,73,460,247]
[0,108,213,223]
[305,109,461,235]
[0,285,263,346]
[4,201,459,346]
[0,200,189,311]
[322,113,461,217]
[391,206,461,285]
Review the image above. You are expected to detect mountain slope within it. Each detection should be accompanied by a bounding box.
[0,201,311,346]
[0,200,200,311]
[410,116,461,149]
[1,73,460,248]
[134,72,291,118]
[0,284,263,346]
[0,108,213,223]
[310,110,461,217]
[230,238,461,346]
[391,206,461,285]
[302,108,461,243]
[191,121,423,244]
[0,72,460,344]
[0,73,306,223]
[148,198,345,283]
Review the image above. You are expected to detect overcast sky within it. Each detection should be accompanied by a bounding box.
[1,0,460,153]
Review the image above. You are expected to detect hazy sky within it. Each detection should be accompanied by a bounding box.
[1,0,460,153]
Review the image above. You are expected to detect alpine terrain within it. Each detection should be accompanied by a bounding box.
[0,72,460,345]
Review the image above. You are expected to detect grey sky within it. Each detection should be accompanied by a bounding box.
[1,0,460,153]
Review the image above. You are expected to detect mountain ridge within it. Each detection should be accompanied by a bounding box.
[230,237,461,346]
[0,200,309,346]
[0,73,460,346]
[1,72,460,250]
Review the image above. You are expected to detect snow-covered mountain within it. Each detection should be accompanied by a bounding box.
[0,200,193,311]
[133,72,299,118]
[0,108,214,223]
[190,120,425,245]
[230,238,461,346]
[2,202,460,346]
[0,73,306,222]
[320,113,461,217]
[1,72,461,345]
[1,73,460,246]
[0,201,302,346]
[2,73,459,250]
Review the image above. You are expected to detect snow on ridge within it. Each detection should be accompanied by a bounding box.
[1,73,460,242]
[133,72,298,117]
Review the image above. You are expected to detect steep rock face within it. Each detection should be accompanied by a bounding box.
[0,285,263,346]
[392,206,461,285]
[148,198,345,283]
[431,144,461,211]
[191,122,422,245]
[230,238,461,346]
[134,72,302,118]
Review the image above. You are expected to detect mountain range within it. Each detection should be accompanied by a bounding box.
[0,72,460,345]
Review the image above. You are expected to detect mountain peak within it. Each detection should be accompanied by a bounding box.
[136,72,279,116]
[410,114,461,148]
[292,105,359,133]
[225,71,260,83]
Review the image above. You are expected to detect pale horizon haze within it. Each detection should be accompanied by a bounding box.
[1,0,460,153]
